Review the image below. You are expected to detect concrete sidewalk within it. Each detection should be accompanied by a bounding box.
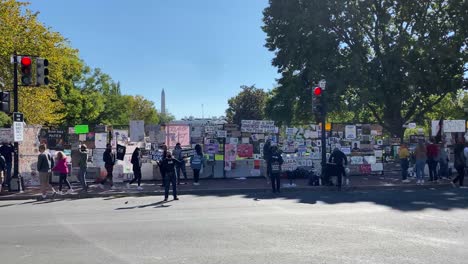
[0,174,454,201]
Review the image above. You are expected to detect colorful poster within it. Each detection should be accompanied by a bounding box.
[225,144,237,161]
[204,143,219,154]
[237,144,253,158]
[166,125,190,147]
[130,120,145,142]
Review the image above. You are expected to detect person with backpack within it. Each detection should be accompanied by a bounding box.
[452,142,465,188]
[190,144,205,186]
[37,144,56,199]
[102,143,116,190]
[268,145,283,193]
[161,153,180,201]
[173,143,187,184]
[128,147,143,190]
[328,148,348,187]
[78,144,88,192]
[53,151,73,194]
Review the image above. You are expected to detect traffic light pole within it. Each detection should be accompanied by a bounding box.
[320,99,327,184]
[12,54,19,184]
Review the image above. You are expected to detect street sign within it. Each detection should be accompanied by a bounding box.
[13,112,24,122]
[318,79,326,90]
[13,121,23,142]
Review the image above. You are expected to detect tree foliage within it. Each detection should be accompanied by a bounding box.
[263,0,467,137]
[226,85,268,125]
[0,0,165,127]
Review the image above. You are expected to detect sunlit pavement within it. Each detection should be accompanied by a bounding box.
[0,188,467,264]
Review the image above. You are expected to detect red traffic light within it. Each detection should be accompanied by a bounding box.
[21,56,32,66]
[313,87,322,96]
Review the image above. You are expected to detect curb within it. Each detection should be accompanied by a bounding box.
[0,183,453,201]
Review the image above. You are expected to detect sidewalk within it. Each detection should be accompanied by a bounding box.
[0,173,454,201]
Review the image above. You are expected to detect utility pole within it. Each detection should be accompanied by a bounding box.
[12,53,19,185]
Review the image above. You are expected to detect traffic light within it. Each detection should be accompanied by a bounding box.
[20,56,32,85]
[312,86,324,122]
[0,91,10,113]
[36,58,49,86]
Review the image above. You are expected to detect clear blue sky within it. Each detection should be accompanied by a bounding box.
[28,0,279,119]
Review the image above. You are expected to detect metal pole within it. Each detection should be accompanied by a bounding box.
[13,54,19,183]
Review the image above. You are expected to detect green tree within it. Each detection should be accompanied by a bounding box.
[0,0,83,125]
[0,111,11,127]
[263,0,467,138]
[226,85,268,125]
[125,95,160,125]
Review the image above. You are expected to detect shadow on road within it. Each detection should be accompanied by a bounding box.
[115,200,172,210]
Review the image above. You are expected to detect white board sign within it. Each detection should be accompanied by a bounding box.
[345,125,356,139]
[13,122,23,142]
[130,120,145,142]
[443,120,465,133]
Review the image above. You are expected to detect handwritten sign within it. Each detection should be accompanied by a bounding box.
[241,120,278,133]
[443,120,465,133]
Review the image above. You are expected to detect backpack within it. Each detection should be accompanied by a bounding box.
[192,155,202,165]
[270,156,281,174]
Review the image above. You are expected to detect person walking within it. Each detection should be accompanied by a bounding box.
[173,143,187,184]
[102,143,116,190]
[128,147,143,190]
[78,144,88,192]
[399,144,411,183]
[414,142,427,184]
[37,145,56,199]
[452,142,465,188]
[426,138,439,182]
[161,153,179,201]
[268,145,283,193]
[328,148,348,188]
[0,142,14,189]
[190,144,205,186]
[53,151,73,194]
[438,145,449,180]
[0,153,6,193]
[158,144,168,187]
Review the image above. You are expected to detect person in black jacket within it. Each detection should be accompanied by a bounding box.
[328,148,348,187]
[101,144,116,189]
[0,142,14,189]
[268,146,284,193]
[161,153,180,201]
[128,148,143,190]
[158,144,168,187]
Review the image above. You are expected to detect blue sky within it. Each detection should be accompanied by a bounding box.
[28,0,279,119]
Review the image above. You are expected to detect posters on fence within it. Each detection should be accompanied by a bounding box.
[130,120,145,142]
[345,125,356,139]
[237,144,253,158]
[241,120,278,133]
[166,125,190,147]
[225,144,237,161]
[47,129,65,150]
[95,133,108,149]
[204,143,219,154]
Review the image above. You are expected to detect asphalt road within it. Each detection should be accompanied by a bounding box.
[0,188,467,264]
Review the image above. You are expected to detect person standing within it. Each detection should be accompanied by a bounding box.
[268,145,283,193]
[0,154,5,193]
[414,142,427,184]
[53,151,73,194]
[161,153,179,201]
[190,144,205,186]
[438,145,449,180]
[37,145,56,199]
[452,142,465,188]
[128,147,143,190]
[426,138,439,182]
[158,144,168,187]
[102,143,116,190]
[78,144,88,192]
[398,144,410,183]
[173,143,187,184]
[0,142,14,189]
[328,148,348,188]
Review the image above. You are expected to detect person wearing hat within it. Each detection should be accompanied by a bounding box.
[78,144,89,192]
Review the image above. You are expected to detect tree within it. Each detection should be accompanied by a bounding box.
[125,95,160,125]
[263,0,467,138]
[0,0,83,125]
[0,111,11,127]
[226,85,268,125]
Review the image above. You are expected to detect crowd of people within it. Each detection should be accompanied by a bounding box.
[398,138,465,187]
[34,143,207,200]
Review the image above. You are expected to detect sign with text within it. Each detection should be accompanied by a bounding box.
[241,120,277,133]
[13,122,23,142]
